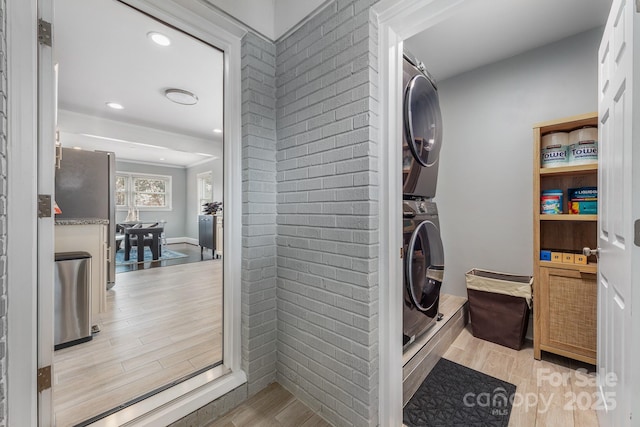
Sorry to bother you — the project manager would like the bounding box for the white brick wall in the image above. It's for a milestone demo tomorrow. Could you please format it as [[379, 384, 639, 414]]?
[[0, 0, 7, 423], [169, 32, 278, 427], [275, 1, 380, 426], [240, 32, 278, 397]]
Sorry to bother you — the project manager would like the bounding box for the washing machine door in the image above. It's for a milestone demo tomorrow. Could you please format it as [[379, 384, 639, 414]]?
[[406, 220, 444, 312], [404, 74, 442, 168]]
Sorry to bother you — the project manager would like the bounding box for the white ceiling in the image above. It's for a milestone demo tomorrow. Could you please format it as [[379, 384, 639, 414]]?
[[205, 0, 329, 40], [405, 0, 612, 82], [55, 0, 224, 167], [55, 0, 613, 166]]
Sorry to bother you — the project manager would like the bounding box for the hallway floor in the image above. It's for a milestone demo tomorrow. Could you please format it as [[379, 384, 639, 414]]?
[[205, 383, 331, 427], [443, 325, 599, 427], [203, 325, 600, 427], [54, 259, 223, 426]]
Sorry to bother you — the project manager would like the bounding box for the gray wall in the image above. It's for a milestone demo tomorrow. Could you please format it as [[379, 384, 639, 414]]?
[[115, 161, 187, 238], [185, 158, 223, 240], [275, 1, 379, 426], [0, 0, 7, 423], [436, 28, 602, 298]]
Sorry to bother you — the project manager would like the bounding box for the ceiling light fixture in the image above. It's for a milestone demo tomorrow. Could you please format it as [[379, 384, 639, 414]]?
[[106, 102, 124, 110], [147, 31, 171, 46], [164, 89, 198, 105], [213, 128, 223, 134]]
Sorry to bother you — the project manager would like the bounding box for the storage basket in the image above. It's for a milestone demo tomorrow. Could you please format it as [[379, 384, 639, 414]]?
[[466, 269, 533, 350]]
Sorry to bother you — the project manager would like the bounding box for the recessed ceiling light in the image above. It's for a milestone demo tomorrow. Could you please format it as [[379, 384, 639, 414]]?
[[164, 89, 198, 105], [147, 31, 171, 46], [73, 146, 82, 150], [213, 128, 223, 134], [159, 158, 165, 161], [106, 102, 124, 110]]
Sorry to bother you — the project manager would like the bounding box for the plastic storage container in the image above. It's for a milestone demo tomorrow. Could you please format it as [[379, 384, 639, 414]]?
[[466, 269, 533, 350], [540, 132, 569, 168], [541, 189, 563, 214], [541, 145, 568, 168]]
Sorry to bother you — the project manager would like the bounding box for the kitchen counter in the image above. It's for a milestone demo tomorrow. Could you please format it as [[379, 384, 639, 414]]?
[[55, 218, 110, 226]]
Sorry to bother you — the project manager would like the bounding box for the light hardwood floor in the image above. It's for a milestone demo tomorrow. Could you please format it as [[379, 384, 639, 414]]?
[[204, 307, 598, 427], [205, 383, 332, 427], [53, 258, 223, 427], [442, 325, 600, 427]]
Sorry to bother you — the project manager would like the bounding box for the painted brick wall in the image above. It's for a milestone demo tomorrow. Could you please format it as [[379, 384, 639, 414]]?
[[240, 32, 278, 397], [169, 31, 278, 427], [0, 0, 7, 424], [275, 1, 380, 426]]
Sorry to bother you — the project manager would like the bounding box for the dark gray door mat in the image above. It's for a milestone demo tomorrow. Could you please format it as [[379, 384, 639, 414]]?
[[403, 358, 516, 427]]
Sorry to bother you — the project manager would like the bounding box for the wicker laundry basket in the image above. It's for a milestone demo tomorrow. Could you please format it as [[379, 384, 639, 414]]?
[[466, 269, 533, 350]]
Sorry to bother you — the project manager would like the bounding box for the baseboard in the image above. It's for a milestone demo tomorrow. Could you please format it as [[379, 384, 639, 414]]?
[[165, 237, 199, 245]]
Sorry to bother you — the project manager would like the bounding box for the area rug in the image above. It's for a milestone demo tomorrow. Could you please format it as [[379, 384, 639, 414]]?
[[403, 358, 516, 427], [115, 247, 188, 266]]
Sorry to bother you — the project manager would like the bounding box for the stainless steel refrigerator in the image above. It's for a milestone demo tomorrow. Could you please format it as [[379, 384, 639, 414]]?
[[55, 147, 116, 289]]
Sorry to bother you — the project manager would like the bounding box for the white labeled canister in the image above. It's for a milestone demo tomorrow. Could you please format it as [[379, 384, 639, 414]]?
[[568, 126, 598, 165], [569, 141, 598, 165], [541, 132, 569, 149], [568, 126, 597, 145], [541, 145, 568, 168]]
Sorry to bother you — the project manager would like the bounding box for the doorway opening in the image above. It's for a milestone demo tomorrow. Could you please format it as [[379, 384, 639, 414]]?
[[52, 0, 224, 424]]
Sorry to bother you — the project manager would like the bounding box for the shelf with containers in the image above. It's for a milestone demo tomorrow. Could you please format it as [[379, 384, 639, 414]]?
[[532, 112, 598, 365]]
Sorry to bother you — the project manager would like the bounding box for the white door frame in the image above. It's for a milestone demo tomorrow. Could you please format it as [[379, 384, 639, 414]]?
[[7, 0, 247, 425], [6, 0, 39, 425], [372, 0, 466, 425], [37, 0, 56, 423]]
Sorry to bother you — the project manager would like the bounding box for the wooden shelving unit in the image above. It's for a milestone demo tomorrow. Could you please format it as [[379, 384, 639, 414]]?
[[540, 214, 597, 222], [539, 261, 597, 274], [539, 163, 598, 176], [533, 112, 598, 365]]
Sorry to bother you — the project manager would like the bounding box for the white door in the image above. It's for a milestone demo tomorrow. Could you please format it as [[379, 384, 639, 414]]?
[[37, 0, 56, 424], [597, 0, 638, 425]]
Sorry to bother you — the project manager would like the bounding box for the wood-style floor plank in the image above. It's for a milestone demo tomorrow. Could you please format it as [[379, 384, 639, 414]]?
[[442, 325, 599, 427], [205, 383, 331, 427], [53, 250, 222, 427]]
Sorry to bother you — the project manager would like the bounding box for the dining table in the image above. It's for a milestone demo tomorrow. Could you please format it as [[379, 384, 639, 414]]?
[[122, 225, 164, 262]]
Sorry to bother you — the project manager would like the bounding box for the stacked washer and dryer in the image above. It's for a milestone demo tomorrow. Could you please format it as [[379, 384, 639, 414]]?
[[401, 51, 445, 349]]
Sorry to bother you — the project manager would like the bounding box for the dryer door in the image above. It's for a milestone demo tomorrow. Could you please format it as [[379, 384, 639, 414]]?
[[406, 219, 444, 312], [404, 74, 442, 167]]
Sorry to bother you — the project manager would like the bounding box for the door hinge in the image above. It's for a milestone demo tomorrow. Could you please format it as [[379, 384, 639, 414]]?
[[38, 19, 52, 46], [37, 366, 52, 393], [38, 194, 52, 218], [55, 142, 62, 169], [400, 247, 404, 259]]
